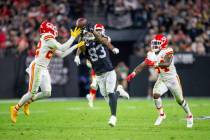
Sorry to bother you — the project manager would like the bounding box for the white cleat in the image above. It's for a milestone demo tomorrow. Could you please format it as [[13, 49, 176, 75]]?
[[116, 85, 130, 99], [186, 115, 193, 128], [108, 115, 117, 127], [154, 113, 166, 126], [86, 94, 94, 108]]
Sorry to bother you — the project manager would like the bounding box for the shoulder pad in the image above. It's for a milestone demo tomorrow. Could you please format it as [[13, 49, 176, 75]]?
[[43, 35, 55, 41]]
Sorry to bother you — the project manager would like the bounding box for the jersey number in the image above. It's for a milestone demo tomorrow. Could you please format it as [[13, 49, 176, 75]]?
[[88, 45, 106, 62], [155, 67, 169, 73], [35, 41, 53, 60]]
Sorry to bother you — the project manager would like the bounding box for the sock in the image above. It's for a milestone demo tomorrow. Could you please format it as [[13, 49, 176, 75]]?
[[15, 92, 33, 111], [108, 93, 118, 116], [90, 88, 96, 99], [180, 100, 192, 116], [20, 91, 51, 108], [154, 98, 164, 115]]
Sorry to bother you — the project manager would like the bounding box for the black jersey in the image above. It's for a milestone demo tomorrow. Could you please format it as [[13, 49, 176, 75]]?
[[83, 40, 114, 75]]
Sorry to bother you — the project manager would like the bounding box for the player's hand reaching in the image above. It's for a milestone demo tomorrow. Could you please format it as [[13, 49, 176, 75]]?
[[112, 48, 119, 54], [126, 72, 136, 82], [71, 27, 81, 38], [76, 41, 85, 48]]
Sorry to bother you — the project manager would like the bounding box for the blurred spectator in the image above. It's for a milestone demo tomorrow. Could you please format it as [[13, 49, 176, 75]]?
[[191, 36, 206, 55], [107, 0, 133, 29]]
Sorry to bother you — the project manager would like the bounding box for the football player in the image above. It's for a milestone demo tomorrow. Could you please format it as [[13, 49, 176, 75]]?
[[74, 23, 129, 126], [10, 20, 85, 123], [126, 34, 193, 128]]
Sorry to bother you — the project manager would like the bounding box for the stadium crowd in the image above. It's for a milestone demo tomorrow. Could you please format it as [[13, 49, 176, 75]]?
[[0, 0, 209, 58], [0, 0, 83, 57]]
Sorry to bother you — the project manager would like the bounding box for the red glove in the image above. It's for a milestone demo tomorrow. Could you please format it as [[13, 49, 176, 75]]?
[[126, 72, 136, 82], [144, 58, 155, 67]]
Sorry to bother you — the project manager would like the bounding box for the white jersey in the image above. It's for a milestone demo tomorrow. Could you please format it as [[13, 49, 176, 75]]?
[[35, 33, 75, 67], [35, 33, 56, 67], [155, 47, 177, 80]]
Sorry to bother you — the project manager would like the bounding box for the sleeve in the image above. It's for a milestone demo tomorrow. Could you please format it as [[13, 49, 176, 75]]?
[[54, 44, 78, 58], [45, 36, 75, 51], [102, 34, 111, 43]]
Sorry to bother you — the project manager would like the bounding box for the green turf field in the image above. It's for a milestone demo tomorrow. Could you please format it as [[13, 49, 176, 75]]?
[[0, 98, 210, 140]]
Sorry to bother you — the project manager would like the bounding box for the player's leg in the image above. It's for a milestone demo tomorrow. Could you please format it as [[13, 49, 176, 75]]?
[[86, 76, 98, 107], [167, 76, 193, 128], [23, 69, 52, 116], [153, 78, 168, 126], [11, 63, 42, 123], [32, 69, 52, 100], [116, 84, 129, 99], [106, 70, 118, 127]]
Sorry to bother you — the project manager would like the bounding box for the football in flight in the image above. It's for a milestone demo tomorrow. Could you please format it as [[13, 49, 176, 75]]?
[[76, 18, 87, 28]]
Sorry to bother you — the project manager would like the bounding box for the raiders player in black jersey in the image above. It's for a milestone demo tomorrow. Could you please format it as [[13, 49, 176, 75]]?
[[74, 23, 129, 127]]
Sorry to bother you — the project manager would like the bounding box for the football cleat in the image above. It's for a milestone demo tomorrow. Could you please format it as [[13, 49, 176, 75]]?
[[154, 113, 166, 126], [108, 115, 117, 127], [186, 115, 193, 128], [116, 85, 130, 99], [10, 106, 18, 123], [86, 94, 94, 108], [23, 103, 30, 116]]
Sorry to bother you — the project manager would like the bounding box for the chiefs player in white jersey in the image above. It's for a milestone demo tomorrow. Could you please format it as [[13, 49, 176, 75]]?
[[10, 20, 85, 123], [126, 34, 193, 128]]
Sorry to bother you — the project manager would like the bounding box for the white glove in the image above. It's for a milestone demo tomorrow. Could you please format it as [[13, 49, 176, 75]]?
[[74, 55, 81, 66], [112, 48, 119, 54]]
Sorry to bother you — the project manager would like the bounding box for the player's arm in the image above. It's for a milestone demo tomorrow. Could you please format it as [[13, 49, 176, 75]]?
[[49, 27, 81, 51], [157, 54, 173, 68], [54, 41, 85, 58], [126, 61, 147, 82], [92, 30, 119, 54]]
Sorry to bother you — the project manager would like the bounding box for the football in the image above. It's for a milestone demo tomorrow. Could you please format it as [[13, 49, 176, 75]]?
[[76, 18, 87, 28]]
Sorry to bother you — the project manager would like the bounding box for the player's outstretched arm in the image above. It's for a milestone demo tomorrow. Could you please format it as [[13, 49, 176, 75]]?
[[92, 30, 119, 54], [126, 61, 147, 81], [55, 41, 85, 58], [51, 27, 81, 51]]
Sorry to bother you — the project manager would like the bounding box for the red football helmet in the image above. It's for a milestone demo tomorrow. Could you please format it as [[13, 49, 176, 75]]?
[[94, 23, 105, 35], [151, 34, 168, 52], [39, 20, 58, 37]]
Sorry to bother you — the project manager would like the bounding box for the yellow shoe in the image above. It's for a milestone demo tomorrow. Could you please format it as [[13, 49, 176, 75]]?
[[10, 106, 18, 123], [23, 103, 30, 116]]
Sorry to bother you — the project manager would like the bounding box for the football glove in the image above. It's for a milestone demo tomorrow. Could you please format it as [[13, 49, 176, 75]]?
[[70, 27, 81, 38], [126, 72, 136, 82], [112, 48, 119, 54], [76, 41, 85, 48], [74, 56, 81, 66]]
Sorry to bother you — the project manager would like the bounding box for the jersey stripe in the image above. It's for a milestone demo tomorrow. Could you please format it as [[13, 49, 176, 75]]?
[[44, 35, 54, 41], [28, 62, 35, 92]]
